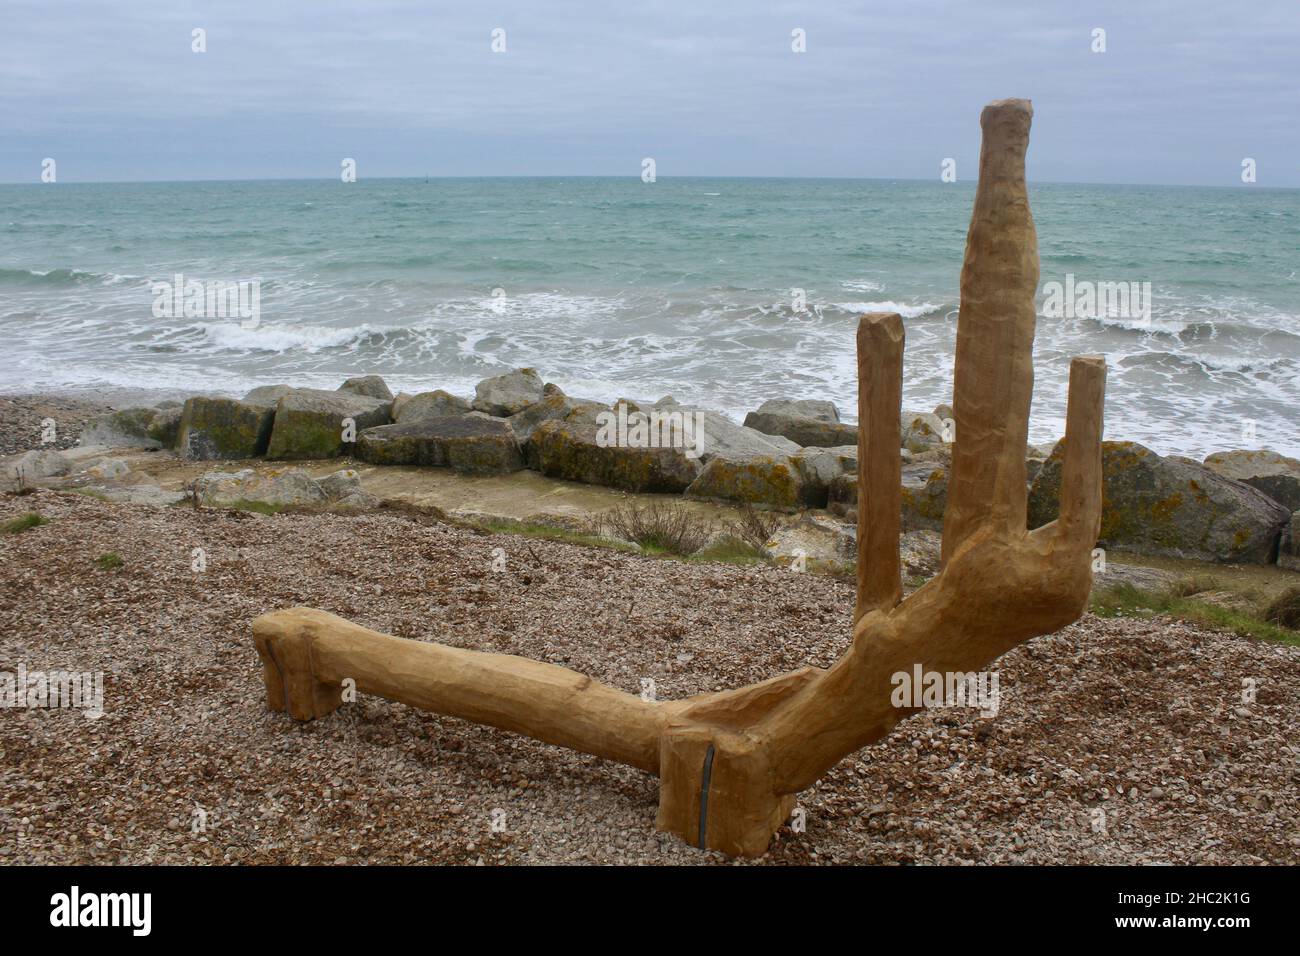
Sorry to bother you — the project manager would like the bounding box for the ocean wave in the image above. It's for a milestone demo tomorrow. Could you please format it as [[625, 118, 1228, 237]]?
[[1116, 349, 1298, 377], [840, 279, 885, 293], [831, 300, 944, 319], [196, 320, 381, 353], [1076, 313, 1300, 346], [0, 266, 143, 287]]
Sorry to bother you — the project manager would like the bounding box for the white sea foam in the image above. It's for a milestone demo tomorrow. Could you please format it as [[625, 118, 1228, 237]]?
[[833, 300, 943, 319], [199, 320, 381, 352], [840, 279, 885, 293]]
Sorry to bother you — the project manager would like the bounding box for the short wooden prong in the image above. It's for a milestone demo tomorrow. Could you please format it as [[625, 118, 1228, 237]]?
[[854, 313, 904, 623], [1053, 355, 1107, 547]]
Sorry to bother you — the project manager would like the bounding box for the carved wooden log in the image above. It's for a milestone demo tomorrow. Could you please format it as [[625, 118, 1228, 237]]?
[[251, 98, 1106, 858]]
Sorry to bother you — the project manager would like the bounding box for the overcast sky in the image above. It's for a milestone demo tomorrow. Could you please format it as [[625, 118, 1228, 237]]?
[[2, 0, 1296, 186]]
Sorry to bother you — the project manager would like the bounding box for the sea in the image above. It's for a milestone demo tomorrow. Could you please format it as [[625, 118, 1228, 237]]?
[[2, 177, 1297, 458]]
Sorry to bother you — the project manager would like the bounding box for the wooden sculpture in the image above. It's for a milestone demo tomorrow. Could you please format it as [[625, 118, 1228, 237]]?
[[252, 99, 1105, 857]]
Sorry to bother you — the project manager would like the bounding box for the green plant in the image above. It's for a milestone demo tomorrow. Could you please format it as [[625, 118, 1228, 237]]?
[[2, 512, 46, 534], [95, 552, 123, 570]]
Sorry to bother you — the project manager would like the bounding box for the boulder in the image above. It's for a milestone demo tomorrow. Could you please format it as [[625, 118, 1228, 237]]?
[[81, 406, 169, 449], [1030, 441, 1291, 564], [692, 409, 801, 462], [743, 398, 858, 448], [85, 458, 130, 480], [356, 417, 524, 474], [317, 468, 379, 508], [900, 461, 949, 532], [1024, 447, 1055, 489], [145, 407, 182, 449], [901, 411, 949, 453], [766, 514, 855, 568], [318, 468, 363, 500], [508, 392, 605, 445], [265, 389, 392, 460], [824, 453, 945, 524], [685, 455, 805, 510], [178, 396, 276, 460], [5, 448, 71, 481], [529, 418, 702, 493], [791, 445, 857, 508], [338, 375, 393, 401], [243, 384, 294, 407], [396, 389, 472, 424], [1203, 449, 1300, 512], [472, 367, 545, 417], [390, 392, 412, 420], [194, 467, 326, 508]]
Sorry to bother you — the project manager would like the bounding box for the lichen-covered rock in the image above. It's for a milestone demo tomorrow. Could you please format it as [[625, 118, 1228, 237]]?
[[318, 468, 363, 500], [685, 455, 805, 510], [508, 392, 605, 445], [147, 407, 182, 449], [193, 467, 326, 508], [743, 398, 858, 448], [901, 411, 949, 453], [396, 389, 472, 423], [178, 396, 276, 460], [5, 448, 71, 481], [529, 418, 701, 493], [1203, 449, 1300, 512], [85, 458, 130, 480], [356, 417, 524, 474], [791, 445, 857, 508], [900, 461, 949, 531], [766, 513, 855, 568], [81, 406, 169, 449], [333, 490, 380, 509], [265, 389, 392, 460], [1030, 441, 1291, 564], [472, 367, 545, 417], [684, 408, 800, 462], [337, 375, 394, 401], [753, 398, 839, 422], [1025, 448, 1053, 485], [243, 384, 294, 407]]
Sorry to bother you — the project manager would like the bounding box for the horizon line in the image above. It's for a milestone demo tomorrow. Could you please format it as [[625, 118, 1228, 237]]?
[[1, 173, 1294, 191]]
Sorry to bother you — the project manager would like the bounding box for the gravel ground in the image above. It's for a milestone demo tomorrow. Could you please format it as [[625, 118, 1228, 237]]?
[[2, 490, 1297, 865], [0, 395, 114, 457]]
